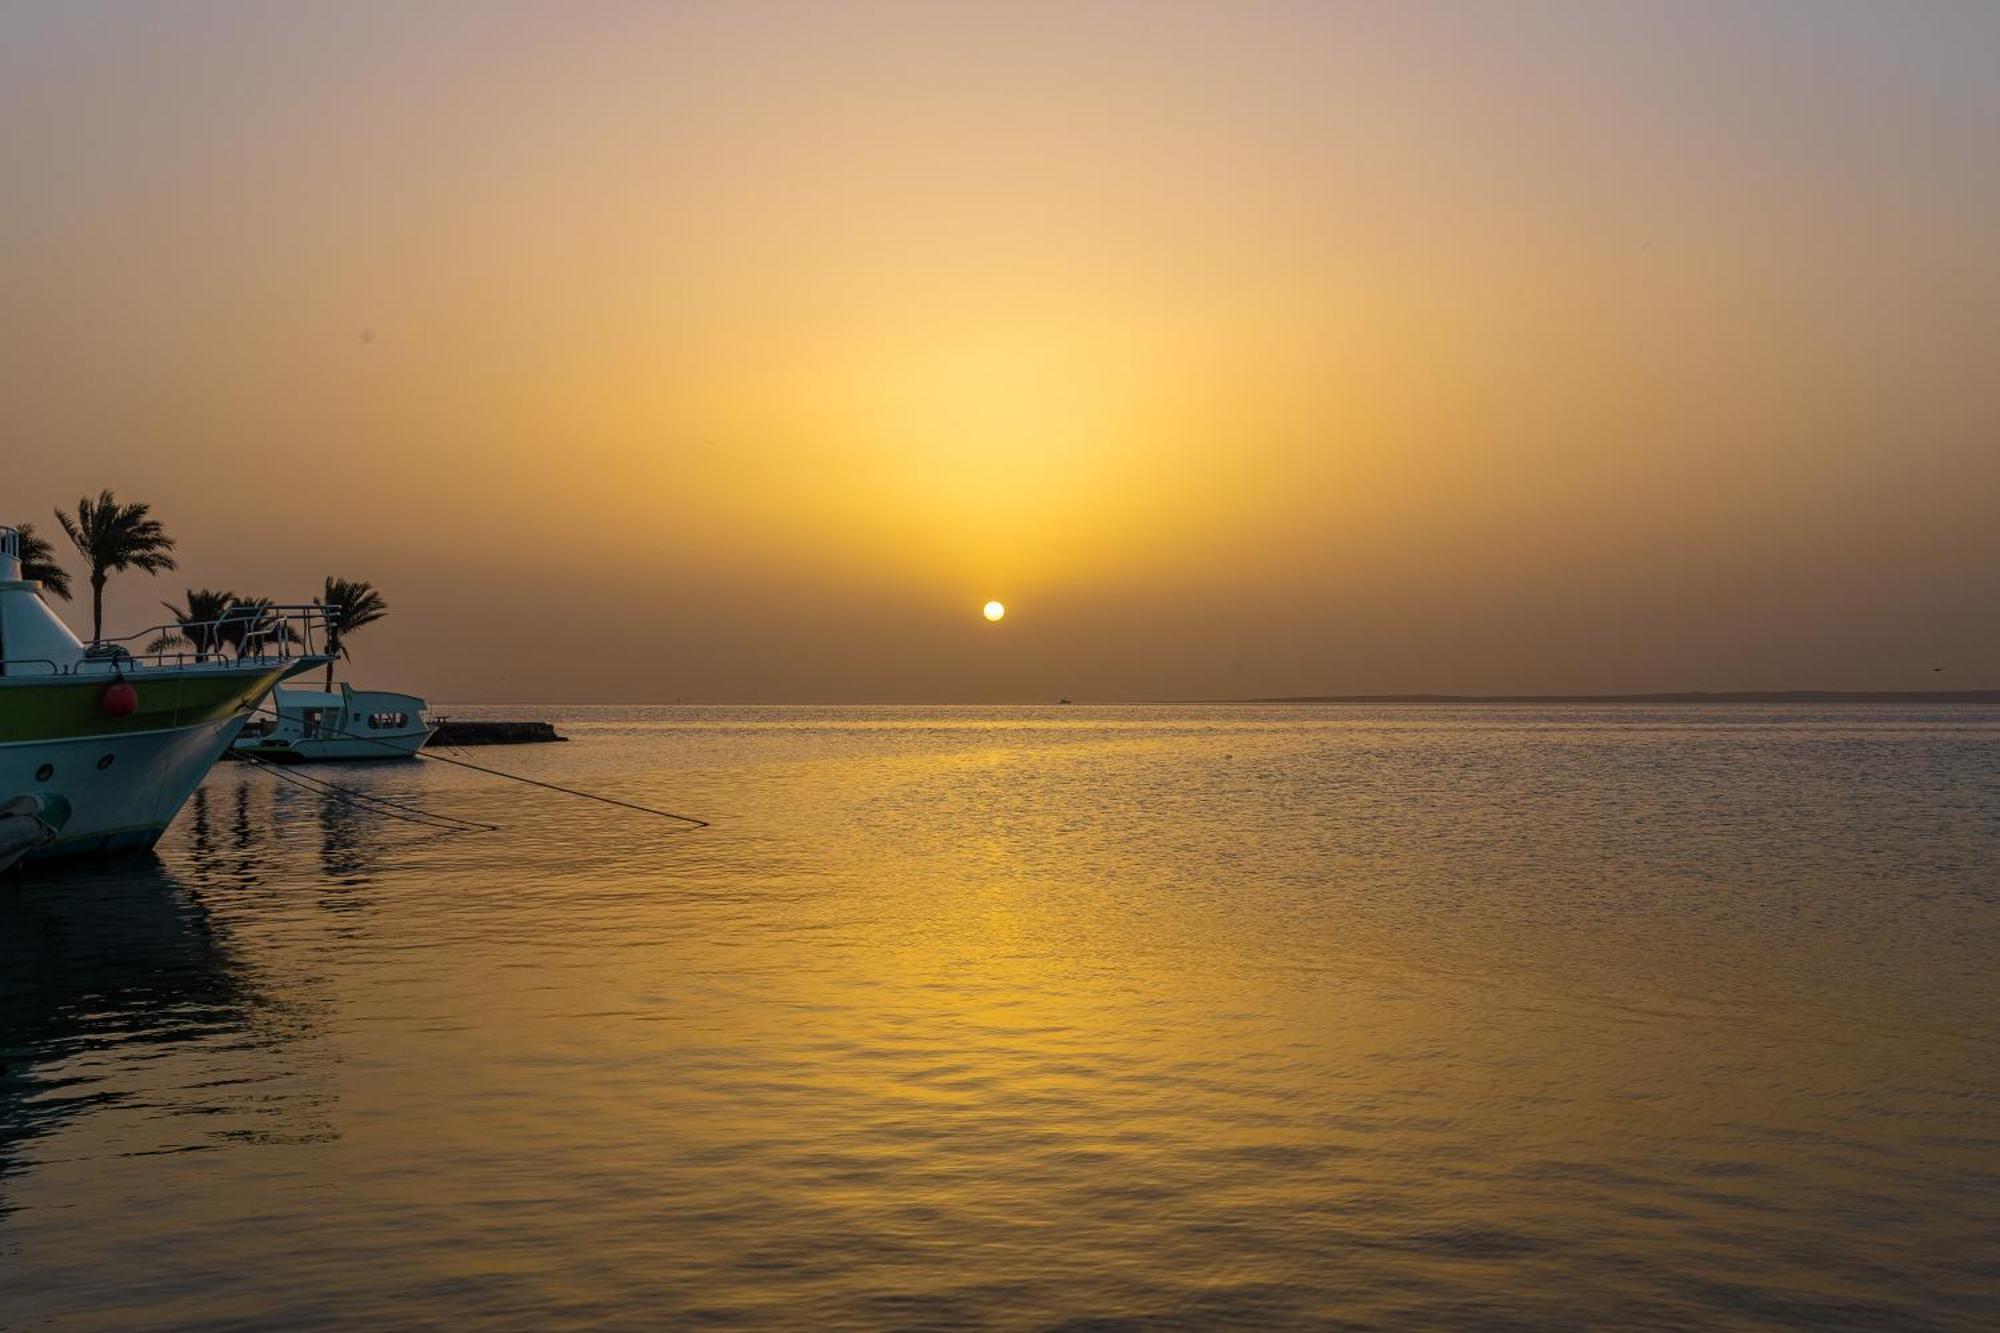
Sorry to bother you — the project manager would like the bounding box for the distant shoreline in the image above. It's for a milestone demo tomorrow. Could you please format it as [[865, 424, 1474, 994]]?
[[1237, 690, 2000, 705]]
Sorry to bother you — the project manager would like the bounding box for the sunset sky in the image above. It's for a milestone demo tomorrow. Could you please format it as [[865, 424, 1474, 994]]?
[[4, 1, 1995, 702]]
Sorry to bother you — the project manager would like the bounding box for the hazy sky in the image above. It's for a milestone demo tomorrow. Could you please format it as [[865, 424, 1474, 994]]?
[[4, 1, 1995, 701]]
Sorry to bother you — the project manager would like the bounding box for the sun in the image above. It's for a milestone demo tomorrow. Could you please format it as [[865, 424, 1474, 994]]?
[[983, 600, 1006, 622]]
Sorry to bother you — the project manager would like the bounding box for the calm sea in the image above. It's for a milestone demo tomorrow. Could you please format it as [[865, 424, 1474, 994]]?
[[3, 705, 1997, 1329]]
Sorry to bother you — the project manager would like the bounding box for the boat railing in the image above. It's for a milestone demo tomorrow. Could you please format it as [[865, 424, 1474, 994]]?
[[0, 603, 340, 676]]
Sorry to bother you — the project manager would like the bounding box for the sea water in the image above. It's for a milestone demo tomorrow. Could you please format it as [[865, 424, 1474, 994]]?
[[3, 706, 1997, 1328]]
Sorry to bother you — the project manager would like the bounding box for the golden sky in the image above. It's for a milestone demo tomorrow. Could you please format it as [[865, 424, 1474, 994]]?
[[4, 2, 1995, 701]]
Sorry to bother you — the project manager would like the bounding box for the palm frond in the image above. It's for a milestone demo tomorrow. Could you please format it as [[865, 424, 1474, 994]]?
[[159, 588, 236, 659], [13, 522, 73, 600], [317, 577, 388, 685], [217, 596, 296, 657], [55, 490, 179, 575]]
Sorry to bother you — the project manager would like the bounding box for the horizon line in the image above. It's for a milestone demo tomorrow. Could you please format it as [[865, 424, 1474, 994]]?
[[422, 689, 2000, 708]]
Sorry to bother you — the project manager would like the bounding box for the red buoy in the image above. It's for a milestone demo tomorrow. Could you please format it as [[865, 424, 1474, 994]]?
[[101, 680, 139, 717]]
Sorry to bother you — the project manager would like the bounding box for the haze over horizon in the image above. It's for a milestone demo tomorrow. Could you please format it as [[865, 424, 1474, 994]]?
[[5, 1, 1996, 703]]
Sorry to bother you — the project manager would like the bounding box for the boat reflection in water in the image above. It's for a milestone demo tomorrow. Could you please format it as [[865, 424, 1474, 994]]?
[[0, 780, 369, 1218]]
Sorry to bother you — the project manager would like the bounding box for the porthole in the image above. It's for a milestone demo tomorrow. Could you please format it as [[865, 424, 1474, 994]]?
[[35, 763, 54, 781], [97, 753, 116, 770]]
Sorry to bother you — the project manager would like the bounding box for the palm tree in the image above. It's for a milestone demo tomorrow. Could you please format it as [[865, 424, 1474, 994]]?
[[216, 596, 294, 659], [316, 577, 388, 689], [147, 588, 237, 661], [12, 523, 73, 601], [54, 490, 179, 642]]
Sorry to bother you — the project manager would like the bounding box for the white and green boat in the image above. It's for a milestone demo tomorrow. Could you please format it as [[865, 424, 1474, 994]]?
[[0, 526, 332, 869]]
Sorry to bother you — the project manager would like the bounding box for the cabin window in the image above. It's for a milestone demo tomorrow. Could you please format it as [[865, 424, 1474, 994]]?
[[368, 712, 409, 729]]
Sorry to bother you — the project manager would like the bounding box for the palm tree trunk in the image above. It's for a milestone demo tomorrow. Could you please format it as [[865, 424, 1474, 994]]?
[[90, 573, 106, 643], [325, 634, 338, 690]]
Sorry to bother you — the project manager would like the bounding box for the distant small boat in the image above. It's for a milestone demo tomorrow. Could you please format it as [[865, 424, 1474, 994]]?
[[234, 682, 434, 762]]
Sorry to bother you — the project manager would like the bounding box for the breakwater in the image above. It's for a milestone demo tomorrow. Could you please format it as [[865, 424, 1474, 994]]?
[[429, 720, 567, 746]]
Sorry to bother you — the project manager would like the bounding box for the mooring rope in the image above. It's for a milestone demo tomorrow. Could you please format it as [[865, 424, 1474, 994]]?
[[244, 703, 711, 829], [240, 751, 499, 833], [407, 746, 711, 827]]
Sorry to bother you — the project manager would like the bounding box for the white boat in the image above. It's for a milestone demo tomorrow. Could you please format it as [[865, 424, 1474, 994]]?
[[0, 525, 333, 866], [233, 682, 435, 762]]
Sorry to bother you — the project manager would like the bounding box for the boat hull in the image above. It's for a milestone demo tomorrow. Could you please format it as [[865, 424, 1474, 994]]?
[[1, 714, 252, 862], [0, 662, 308, 866], [236, 726, 435, 763]]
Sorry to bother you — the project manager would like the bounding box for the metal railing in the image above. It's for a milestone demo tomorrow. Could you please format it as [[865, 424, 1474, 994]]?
[[0, 603, 338, 676]]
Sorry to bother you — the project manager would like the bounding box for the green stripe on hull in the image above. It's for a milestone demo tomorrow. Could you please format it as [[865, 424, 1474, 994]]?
[[0, 666, 290, 743]]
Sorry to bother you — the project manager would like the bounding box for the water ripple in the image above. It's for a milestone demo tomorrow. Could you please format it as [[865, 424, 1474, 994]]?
[[3, 704, 1998, 1327]]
